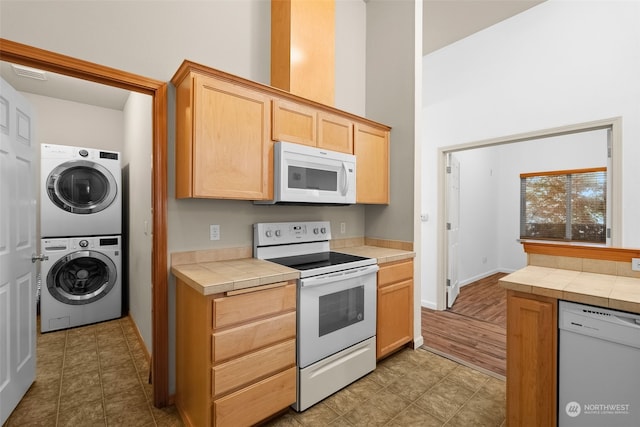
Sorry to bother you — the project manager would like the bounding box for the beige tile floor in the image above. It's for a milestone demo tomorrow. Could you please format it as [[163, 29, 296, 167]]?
[[4, 316, 182, 427], [5, 318, 505, 427], [265, 347, 506, 427]]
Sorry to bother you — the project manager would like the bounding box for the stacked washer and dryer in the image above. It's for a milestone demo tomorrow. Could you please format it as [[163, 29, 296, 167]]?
[[40, 143, 123, 332]]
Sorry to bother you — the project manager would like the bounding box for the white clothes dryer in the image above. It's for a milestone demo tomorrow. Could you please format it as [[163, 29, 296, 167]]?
[[41, 143, 121, 237], [40, 235, 122, 332]]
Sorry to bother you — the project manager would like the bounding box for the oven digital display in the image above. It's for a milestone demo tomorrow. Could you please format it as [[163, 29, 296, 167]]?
[[290, 225, 306, 235], [318, 285, 365, 337]]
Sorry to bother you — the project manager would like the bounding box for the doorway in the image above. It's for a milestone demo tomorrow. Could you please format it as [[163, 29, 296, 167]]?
[[423, 118, 621, 376], [0, 39, 169, 407], [438, 117, 621, 311]]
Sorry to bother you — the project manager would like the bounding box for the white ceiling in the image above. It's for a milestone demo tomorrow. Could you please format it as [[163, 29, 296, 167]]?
[[0, 61, 132, 110], [1, 0, 544, 110]]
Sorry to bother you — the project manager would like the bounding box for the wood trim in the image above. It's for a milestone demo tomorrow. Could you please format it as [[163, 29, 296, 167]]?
[[522, 241, 640, 262], [520, 166, 606, 178], [0, 38, 170, 407]]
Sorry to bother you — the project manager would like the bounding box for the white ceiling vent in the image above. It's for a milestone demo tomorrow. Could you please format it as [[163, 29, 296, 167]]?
[[11, 63, 47, 81]]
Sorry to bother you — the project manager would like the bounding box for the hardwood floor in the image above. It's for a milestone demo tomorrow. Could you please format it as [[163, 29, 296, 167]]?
[[421, 272, 507, 378], [449, 272, 507, 327]]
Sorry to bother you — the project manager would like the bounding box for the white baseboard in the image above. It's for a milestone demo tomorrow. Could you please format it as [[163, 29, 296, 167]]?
[[412, 335, 424, 349], [420, 299, 437, 310], [459, 268, 516, 288]]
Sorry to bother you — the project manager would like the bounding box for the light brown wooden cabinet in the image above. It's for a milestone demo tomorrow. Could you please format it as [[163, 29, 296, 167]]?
[[172, 61, 390, 203], [355, 122, 390, 204], [176, 281, 297, 427], [376, 259, 413, 359], [173, 71, 273, 200], [272, 98, 354, 154], [506, 290, 557, 427]]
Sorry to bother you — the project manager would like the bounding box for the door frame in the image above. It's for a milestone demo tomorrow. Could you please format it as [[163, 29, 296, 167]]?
[[436, 117, 622, 310], [0, 38, 170, 407]]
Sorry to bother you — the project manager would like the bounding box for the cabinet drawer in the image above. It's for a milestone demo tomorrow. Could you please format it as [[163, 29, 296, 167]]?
[[378, 260, 413, 287], [213, 366, 296, 427], [212, 311, 296, 363], [212, 283, 296, 329], [212, 339, 295, 398]]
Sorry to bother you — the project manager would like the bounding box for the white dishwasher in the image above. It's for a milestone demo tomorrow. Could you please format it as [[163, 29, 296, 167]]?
[[558, 300, 640, 426]]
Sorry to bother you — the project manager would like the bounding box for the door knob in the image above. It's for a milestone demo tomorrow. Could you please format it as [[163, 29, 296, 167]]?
[[31, 254, 49, 263]]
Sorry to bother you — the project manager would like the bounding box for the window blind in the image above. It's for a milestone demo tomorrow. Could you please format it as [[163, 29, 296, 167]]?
[[520, 168, 606, 243]]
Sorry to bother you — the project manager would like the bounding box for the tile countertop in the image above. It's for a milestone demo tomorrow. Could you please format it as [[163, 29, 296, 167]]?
[[500, 265, 640, 314], [171, 245, 415, 296], [335, 245, 416, 264], [171, 258, 299, 296]]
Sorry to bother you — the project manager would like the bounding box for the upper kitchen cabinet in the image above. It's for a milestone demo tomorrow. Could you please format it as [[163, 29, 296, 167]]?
[[172, 66, 272, 200], [172, 60, 390, 203], [272, 99, 354, 154], [317, 111, 354, 154], [271, 99, 316, 147], [355, 122, 390, 204]]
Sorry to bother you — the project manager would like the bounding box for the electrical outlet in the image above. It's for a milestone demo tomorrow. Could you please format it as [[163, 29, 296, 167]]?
[[340, 222, 346, 234], [632, 258, 640, 272], [210, 224, 220, 241]]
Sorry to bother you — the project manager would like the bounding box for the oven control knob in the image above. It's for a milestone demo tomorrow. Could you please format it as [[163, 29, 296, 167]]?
[[265, 230, 273, 238], [313, 228, 319, 234], [275, 230, 281, 237], [320, 227, 327, 234]]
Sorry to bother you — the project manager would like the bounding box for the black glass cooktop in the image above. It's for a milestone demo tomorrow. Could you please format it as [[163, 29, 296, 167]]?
[[267, 251, 370, 271]]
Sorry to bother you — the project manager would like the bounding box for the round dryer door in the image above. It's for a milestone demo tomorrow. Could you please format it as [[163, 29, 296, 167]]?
[[47, 251, 117, 305], [46, 160, 117, 214]]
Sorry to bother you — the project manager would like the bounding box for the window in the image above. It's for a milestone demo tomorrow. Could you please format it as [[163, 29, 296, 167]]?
[[520, 168, 607, 243]]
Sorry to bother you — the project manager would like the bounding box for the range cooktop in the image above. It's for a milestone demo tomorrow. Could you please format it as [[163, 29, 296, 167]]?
[[267, 251, 371, 271]]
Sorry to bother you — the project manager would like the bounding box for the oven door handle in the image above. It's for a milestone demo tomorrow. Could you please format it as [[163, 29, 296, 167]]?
[[300, 264, 379, 288]]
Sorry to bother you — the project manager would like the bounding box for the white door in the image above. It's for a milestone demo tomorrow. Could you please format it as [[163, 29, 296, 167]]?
[[446, 153, 461, 308], [0, 77, 37, 425]]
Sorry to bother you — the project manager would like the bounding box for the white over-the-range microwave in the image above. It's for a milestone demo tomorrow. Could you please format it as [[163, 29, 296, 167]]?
[[255, 141, 356, 205]]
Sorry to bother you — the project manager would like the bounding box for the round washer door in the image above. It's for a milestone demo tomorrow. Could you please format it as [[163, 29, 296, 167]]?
[[46, 160, 117, 214], [47, 251, 117, 305]]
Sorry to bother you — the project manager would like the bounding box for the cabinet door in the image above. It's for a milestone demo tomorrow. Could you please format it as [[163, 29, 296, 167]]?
[[192, 74, 272, 199], [272, 98, 316, 147], [506, 291, 557, 427], [317, 112, 353, 153], [377, 279, 413, 359], [354, 123, 389, 204]]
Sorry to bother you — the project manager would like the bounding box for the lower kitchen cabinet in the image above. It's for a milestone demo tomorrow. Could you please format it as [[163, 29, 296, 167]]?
[[376, 259, 413, 359], [506, 290, 557, 426], [176, 280, 297, 427]]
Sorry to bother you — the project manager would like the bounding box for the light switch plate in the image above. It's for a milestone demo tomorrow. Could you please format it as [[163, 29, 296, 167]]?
[[632, 258, 640, 272]]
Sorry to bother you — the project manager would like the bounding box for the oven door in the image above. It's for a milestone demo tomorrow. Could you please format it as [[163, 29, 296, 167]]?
[[298, 264, 378, 368]]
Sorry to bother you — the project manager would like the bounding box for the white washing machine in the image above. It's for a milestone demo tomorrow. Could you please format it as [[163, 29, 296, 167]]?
[[41, 143, 121, 237], [40, 235, 122, 332]]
